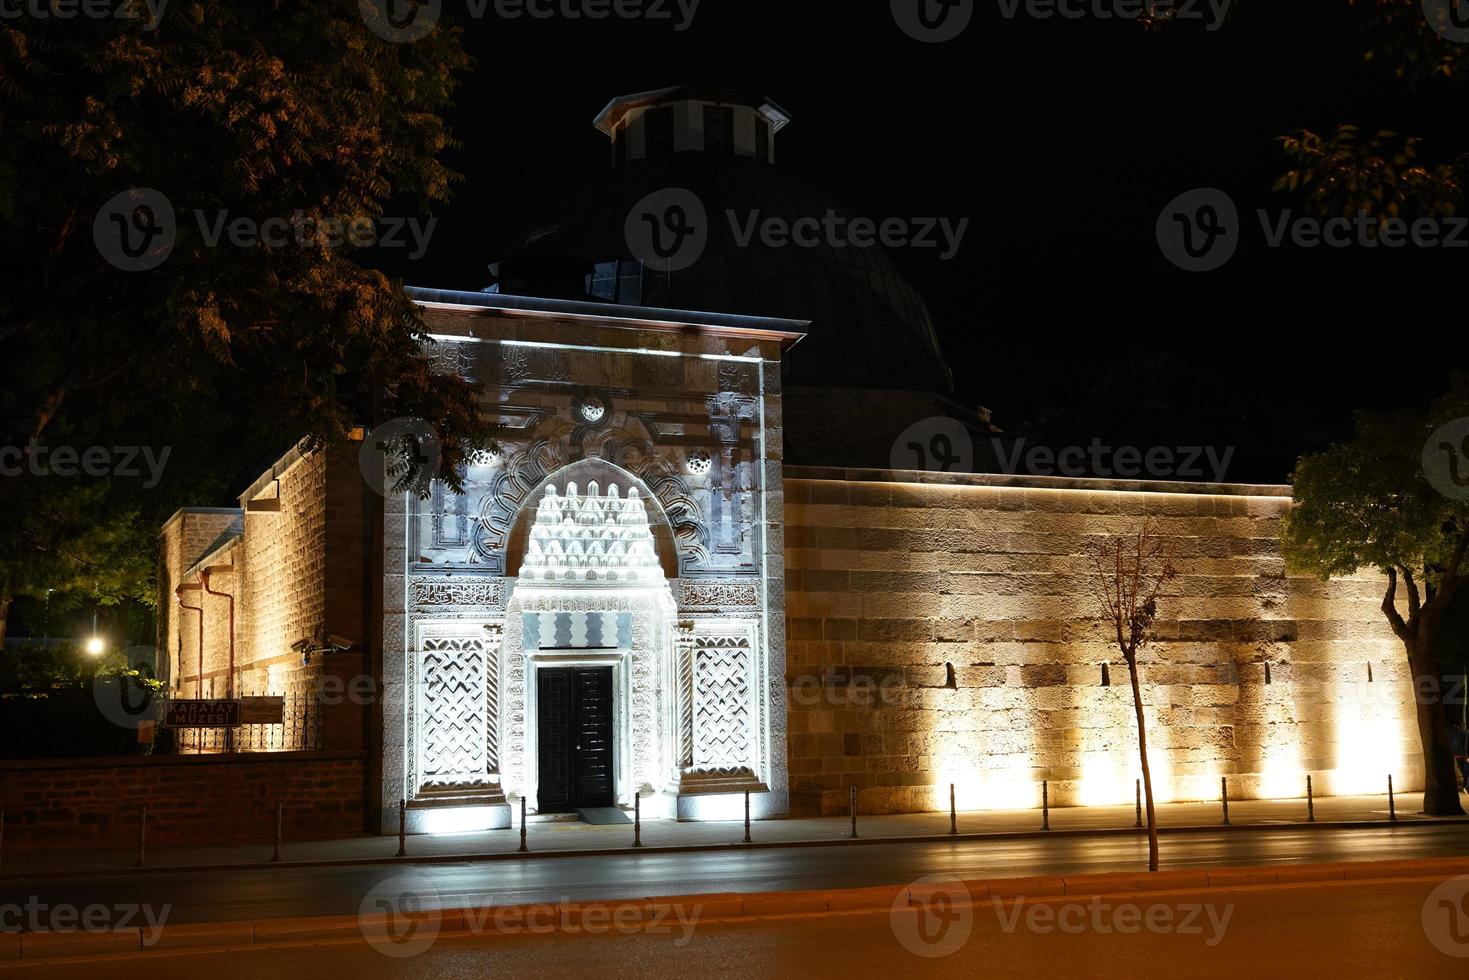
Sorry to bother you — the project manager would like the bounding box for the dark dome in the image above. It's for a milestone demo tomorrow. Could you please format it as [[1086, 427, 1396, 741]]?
[[488, 153, 954, 394]]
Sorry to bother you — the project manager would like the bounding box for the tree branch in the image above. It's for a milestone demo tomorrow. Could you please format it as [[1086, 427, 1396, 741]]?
[[1381, 567, 1410, 641]]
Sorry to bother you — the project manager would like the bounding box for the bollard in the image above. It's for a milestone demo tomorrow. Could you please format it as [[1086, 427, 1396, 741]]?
[[849, 785, 858, 839], [1388, 775, 1397, 823], [271, 803, 282, 862], [1307, 774, 1315, 823], [633, 793, 642, 848], [396, 799, 407, 858], [1135, 778, 1143, 829], [135, 805, 147, 868], [1221, 777, 1230, 826], [744, 790, 752, 844], [519, 796, 528, 853], [949, 783, 957, 836], [1042, 781, 1050, 832]]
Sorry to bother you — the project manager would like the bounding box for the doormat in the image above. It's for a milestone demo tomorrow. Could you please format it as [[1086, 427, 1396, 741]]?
[[577, 807, 632, 825]]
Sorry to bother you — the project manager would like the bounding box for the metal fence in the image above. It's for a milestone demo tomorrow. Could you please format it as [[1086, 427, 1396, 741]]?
[[179, 689, 321, 754]]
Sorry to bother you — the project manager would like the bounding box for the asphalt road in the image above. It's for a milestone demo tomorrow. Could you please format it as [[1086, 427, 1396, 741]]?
[[1, 823, 1466, 926], [5, 877, 1468, 979]]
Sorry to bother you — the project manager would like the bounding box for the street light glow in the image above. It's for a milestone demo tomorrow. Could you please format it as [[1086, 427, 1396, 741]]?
[[84, 636, 106, 656]]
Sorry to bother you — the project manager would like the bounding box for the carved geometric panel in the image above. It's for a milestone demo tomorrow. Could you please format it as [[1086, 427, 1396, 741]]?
[[693, 636, 753, 772], [420, 635, 494, 787]]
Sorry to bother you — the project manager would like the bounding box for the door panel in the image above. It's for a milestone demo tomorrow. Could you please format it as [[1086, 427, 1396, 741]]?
[[574, 667, 614, 807], [536, 668, 573, 811], [536, 666, 615, 812]]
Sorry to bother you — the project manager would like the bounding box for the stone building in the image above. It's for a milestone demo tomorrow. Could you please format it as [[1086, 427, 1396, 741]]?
[[153, 87, 1418, 838]]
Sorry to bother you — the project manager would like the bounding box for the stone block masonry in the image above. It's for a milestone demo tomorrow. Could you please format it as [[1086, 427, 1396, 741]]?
[[782, 468, 1421, 817]]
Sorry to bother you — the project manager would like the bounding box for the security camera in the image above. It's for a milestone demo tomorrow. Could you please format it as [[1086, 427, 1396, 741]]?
[[290, 637, 312, 654], [327, 635, 354, 652]]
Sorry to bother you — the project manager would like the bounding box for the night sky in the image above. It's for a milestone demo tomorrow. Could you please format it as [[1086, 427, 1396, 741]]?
[[367, 0, 1467, 484]]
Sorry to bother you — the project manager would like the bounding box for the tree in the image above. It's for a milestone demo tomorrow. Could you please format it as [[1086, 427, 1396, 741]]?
[[1273, 3, 1466, 220], [1089, 527, 1177, 872], [1282, 376, 1469, 816], [0, 4, 491, 638]]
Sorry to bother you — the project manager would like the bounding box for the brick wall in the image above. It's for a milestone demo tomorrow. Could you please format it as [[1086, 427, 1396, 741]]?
[[0, 751, 368, 848], [782, 470, 1420, 817]]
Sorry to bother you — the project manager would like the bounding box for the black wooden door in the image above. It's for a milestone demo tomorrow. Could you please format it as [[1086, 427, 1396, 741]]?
[[536, 667, 614, 812], [573, 667, 614, 807]]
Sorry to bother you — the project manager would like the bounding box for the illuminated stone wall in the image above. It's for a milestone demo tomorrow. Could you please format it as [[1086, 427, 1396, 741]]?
[[159, 444, 368, 753], [782, 468, 1420, 816]]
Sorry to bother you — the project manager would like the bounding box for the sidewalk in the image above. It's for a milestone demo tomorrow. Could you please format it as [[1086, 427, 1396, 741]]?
[[2, 792, 1464, 879]]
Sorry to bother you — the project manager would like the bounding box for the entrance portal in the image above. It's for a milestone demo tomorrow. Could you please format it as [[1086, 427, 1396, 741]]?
[[536, 666, 615, 811]]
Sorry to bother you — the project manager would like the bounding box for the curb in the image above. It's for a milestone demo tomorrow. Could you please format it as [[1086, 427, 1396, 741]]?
[[3, 815, 1465, 884], [4, 856, 1469, 964]]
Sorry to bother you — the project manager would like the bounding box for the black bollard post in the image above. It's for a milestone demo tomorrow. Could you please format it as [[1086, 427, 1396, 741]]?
[[1135, 779, 1143, 829], [1221, 777, 1230, 826], [949, 783, 957, 836], [135, 804, 147, 868], [396, 799, 406, 858], [744, 790, 752, 844], [519, 796, 528, 853], [1307, 775, 1315, 823], [633, 793, 642, 848], [1042, 781, 1050, 832], [271, 802, 282, 862], [1388, 775, 1397, 823], [849, 785, 858, 839]]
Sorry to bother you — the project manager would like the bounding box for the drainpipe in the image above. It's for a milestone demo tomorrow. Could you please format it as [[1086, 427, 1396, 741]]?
[[175, 584, 205, 697], [176, 583, 206, 753], [201, 565, 237, 752]]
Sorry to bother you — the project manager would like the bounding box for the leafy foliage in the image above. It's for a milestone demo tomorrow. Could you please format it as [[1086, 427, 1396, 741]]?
[[1275, 125, 1462, 222], [1283, 375, 1469, 590], [0, 4, 489, 630]]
